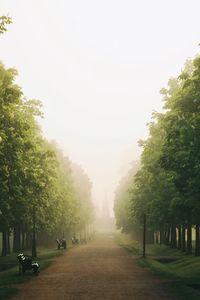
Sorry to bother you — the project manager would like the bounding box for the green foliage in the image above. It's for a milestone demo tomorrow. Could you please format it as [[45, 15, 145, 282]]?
[[0, 62, 93, 255], [114, 161, 140, 232], [0, 15, 12, 34], [160, 56, 200, 223], [71, 163, 94, 233], [114, 52, 200, 255]]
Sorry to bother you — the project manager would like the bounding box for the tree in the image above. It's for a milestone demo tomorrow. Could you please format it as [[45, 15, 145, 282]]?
[[0, 62, 93, 256], [160, 56, 200, 255], [71, 163, 94, 241], [114, 56, 200, 255], [114, 161, 140, 235]]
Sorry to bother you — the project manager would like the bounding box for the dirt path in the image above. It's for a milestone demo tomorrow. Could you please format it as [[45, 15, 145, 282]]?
[[12, 234, 181, 300]]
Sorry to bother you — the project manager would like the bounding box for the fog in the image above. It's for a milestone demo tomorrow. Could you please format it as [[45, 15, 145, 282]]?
[[1, 0, 200, 215]]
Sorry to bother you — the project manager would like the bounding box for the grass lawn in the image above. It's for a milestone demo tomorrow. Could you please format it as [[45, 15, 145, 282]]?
[[0, 246, 67, 299], [115, 231, 200, 300]]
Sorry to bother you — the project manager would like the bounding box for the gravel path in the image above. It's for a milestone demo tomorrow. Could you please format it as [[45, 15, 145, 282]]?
[[12, 233, 181, 300]]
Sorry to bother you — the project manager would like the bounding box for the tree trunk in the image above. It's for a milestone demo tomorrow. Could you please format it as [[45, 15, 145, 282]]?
[[7, 231, 11, 254], [146, 230, 154, 244], [21, 230, 25, 250], [177, 226, 182, 250], [160, 229, 164, 245], [155, 232, 159, 244], [1, 230, 7, 256], [181, 224, 186, 252], [13, 224, 21, 252], [25, 232, 31, 250], [163, 230, 167, 245], [195, 224, 200, 256], [187, 222, 192, 254], [165, 226, 170, 245], [45, 234, 49, 247], [143, 213, 146, 258], [171, 225, 177, 248], [32, 206, 37, 257]]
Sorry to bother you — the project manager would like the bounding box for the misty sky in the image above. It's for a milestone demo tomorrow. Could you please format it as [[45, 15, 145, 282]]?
[[1, 0, 200, 212]]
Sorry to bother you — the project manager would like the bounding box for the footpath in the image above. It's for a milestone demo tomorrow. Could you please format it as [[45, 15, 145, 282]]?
[[12, 234, 181, 300]]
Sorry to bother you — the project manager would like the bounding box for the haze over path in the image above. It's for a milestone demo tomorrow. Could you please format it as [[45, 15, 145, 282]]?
[[1, 1, 200, 213], [12, 234, 181, 300]]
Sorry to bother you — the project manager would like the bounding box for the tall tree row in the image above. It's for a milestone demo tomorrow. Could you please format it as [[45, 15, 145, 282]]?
[[0, 62, 94, 256], [114, 161, 140, 237], [114, 56, 200, 256], [71, 163, 94, 241]]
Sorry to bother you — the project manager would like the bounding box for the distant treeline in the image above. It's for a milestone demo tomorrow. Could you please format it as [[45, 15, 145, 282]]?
[[114, 56, 200, 256], [0, 61, 94, 256]]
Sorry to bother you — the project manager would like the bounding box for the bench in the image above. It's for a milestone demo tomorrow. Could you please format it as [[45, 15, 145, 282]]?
[[56, 238, 67, 250]]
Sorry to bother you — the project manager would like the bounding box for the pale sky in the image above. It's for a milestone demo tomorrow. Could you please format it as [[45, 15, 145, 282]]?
[[1, 0, 200, 212]]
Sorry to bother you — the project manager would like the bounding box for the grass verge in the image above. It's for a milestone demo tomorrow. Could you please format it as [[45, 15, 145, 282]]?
[[0, 247, 67, 299], [0, 287, 19, 299], [115, 231, 200, 300]]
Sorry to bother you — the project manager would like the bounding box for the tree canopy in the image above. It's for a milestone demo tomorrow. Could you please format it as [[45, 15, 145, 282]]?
[[114, 56, 200, 255], [0, 62, 94, 256]]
